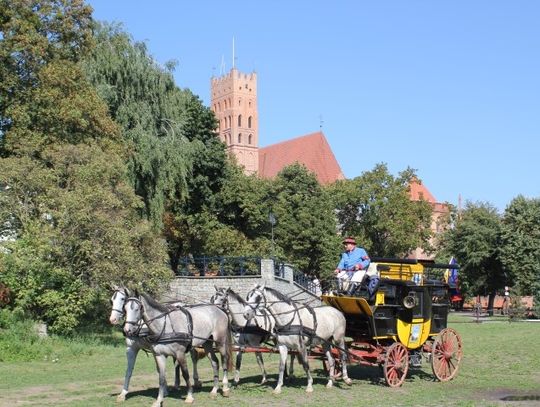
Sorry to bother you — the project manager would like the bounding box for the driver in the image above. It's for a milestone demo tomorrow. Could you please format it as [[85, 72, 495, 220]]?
[[334, 237, 370, 294]]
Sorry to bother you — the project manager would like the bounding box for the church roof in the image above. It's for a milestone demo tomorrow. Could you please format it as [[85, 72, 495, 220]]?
[[408, 178, 437, 204], [258, 131, 345, 184]]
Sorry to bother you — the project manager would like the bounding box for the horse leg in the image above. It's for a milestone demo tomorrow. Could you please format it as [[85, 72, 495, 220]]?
[[297, 347, 313, 393], [255, 351, 267, 384], [189, 348, 202, 390], [207, 349, 221, 398], [176, 351, 194, 404], [174, 358, 181, 390], [117, 343, 139, 402], [234, 350, 242, 385], [152, 354, 168, 407], [273, 344, 288, 394], [338, 338, 352, 385], [323, 343, 335, 388]]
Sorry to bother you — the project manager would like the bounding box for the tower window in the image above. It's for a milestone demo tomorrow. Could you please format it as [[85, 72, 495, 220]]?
[[238, 115, 242, 127], [248, 116, 252, 128], [238, 133, 242, 144], [248, 134, 252, 145]]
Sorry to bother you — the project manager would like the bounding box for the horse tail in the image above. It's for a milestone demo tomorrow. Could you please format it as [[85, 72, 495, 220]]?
[[226, 320, 234, 372]]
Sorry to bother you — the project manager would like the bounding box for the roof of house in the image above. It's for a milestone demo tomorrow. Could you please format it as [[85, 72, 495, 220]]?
[[409, 178, 437, 204], [258, 131, 345, 184]]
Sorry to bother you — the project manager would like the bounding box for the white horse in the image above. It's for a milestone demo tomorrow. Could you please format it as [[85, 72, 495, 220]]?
[[211, 286, 284, 385], [124, 292, 233, 405], [108, 288, 205, 402], [243, 283, 351, 394]]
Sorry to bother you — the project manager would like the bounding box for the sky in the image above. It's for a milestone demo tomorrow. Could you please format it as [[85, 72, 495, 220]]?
[[87, 0, 540, 212]]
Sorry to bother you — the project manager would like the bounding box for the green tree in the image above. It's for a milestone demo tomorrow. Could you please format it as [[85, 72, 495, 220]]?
[[84, 23, 193, 228], [271, 163, 340, 281], [330, 164, 433, 257], [501, 195, 540, 300], [442, 202, 505, 315], [0, 1, 170, 334]]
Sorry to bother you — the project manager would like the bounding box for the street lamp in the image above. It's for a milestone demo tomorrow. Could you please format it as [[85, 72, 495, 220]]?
[[268, 212, 276, 254]]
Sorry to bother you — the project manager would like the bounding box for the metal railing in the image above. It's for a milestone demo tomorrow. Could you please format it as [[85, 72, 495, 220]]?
[[175, 256, 263, 277]]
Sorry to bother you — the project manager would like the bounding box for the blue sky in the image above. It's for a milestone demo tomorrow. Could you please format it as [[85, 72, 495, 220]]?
[[87, 1, 540, 212]]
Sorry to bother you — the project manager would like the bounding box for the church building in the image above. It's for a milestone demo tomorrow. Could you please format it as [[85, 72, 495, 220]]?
[[211, 67, 447, 259]]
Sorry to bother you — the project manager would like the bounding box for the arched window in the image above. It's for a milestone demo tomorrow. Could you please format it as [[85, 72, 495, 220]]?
[[238, 133, 242, 144], [248, 116, 252, 128], [238, 115, 242, 127], [228, 134, 232, 144], [228, 115, 232, 128], [248, 134, 252, 145]]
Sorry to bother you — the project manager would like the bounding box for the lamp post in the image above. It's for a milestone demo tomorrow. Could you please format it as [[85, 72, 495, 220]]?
[[268, 212, 276, 255]]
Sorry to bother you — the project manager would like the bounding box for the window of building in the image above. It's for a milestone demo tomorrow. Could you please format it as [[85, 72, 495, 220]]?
[[248, 116, 252, 128], [248, 134, 252, 145], [238, 115, 242, 127], [238, 133, 242, 144]]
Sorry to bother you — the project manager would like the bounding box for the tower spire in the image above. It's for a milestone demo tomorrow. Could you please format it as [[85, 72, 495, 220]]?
[[232, 37, 235, 69]]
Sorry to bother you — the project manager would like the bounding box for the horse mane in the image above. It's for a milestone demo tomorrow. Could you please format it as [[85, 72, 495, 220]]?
[[264, 286, 293, 304], [228, 289, 246, 305], [141, 292, 169, 313]]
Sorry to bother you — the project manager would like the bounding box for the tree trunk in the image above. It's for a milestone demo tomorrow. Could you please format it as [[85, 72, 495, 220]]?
[[487, 292, 496, 316]]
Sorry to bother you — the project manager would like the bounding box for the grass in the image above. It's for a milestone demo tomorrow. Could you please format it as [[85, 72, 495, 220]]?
[[0, 313, 539, 406]]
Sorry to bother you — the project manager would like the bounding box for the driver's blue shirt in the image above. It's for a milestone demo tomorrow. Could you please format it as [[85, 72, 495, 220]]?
[[337, 247, 370, 272]]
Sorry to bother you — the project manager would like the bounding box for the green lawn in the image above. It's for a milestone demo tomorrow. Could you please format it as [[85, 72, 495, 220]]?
[[0, 314, 539, 406]]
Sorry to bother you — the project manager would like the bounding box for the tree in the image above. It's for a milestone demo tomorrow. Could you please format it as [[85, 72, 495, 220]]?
[[0, 1, 170, 334], [501, 195, 540, 300], [84, 23, 193, 228], [442, 202, 505, 315], [330, 163, 433, 257], [271, 163, 340, 281]]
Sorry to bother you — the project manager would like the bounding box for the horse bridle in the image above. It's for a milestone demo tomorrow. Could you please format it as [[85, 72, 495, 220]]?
[[111, 290, 127, 317]]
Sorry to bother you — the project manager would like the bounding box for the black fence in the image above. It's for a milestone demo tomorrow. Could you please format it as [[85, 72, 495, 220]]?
[[175, 256, 320, 295]]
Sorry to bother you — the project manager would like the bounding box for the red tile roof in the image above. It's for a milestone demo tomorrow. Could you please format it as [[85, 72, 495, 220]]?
[[258, 131, 345, 184], [409, 178, 437, 204]]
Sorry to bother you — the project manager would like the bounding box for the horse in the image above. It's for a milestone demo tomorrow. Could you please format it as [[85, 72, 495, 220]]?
[[210, 286, 283, 385], [108, 287, 205, 402], [124, 292, 233, 405], [243, 283, 351, 394]]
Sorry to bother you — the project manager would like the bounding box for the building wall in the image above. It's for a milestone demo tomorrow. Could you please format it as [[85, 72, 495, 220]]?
[[165, 259, 321, 306], [210, 68, 259, 174]]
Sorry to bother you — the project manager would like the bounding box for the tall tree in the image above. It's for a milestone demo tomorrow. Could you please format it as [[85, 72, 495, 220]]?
[[0, 1, 170, 334], [271, 163, 340, 280], [84, 23, 193, 228], [501, 195, 540, 299], [442, 202, 506, 315], [330, 163, 433, 257]]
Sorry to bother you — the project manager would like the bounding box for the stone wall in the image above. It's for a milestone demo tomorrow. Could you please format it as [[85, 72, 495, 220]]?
[[165, 259, 321, 306]]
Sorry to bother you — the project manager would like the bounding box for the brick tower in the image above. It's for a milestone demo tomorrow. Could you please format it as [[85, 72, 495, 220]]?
[[210, 68, 259, 174]]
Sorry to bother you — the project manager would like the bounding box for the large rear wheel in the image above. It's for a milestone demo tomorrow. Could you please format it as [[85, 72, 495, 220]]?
[[431, 328, 463, 381], [383, 342, 409, 387]]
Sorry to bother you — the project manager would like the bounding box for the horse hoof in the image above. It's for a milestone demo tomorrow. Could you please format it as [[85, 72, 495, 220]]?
[[193, 380, 202, 390], [222, 388, 231, 397], [326, 381, 333, 388], [260, 378, 267, 385], [306, 386, 314, 393], [185, 396, 194, 404], [344, 377, 353, 386], [273, 388, 282, 395], [210, 391, 218, 399], [151, 402, 161, 407], [116, 395, 125, 403]]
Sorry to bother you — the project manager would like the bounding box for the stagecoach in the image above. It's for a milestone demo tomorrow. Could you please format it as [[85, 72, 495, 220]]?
[[315, 258, 463, 387]]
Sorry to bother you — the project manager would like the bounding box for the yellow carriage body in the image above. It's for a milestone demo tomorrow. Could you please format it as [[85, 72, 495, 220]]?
[[322, 259, 450, 350]]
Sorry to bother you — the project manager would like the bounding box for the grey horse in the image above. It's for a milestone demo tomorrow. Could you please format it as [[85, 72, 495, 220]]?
[[243, 283, 352, 394], [108, 287, 205, 402], [211, 286, 286, 385], [124, 292, 233, 405]]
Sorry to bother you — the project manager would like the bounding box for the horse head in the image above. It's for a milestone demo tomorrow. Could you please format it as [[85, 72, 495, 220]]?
[[210, 286, 229, 310], [109, 286, 131, 325], [243, 283, 266, 321], [123, 294, 143, 337]]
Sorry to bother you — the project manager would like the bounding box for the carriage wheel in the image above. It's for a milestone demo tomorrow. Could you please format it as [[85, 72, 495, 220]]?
[[383, 342, 409, 387], [431, 328, 463, 382]]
